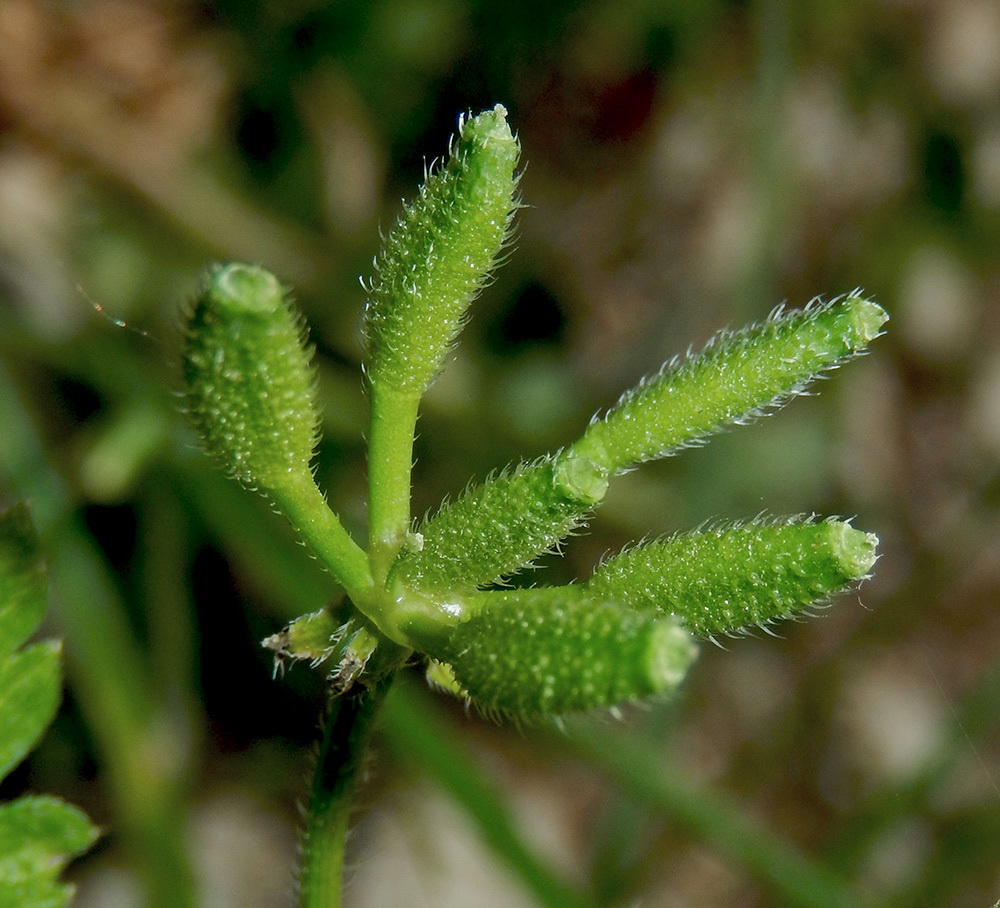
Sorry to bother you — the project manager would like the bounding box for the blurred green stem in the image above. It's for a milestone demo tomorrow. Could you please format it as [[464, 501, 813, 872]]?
[[383, 680, 597, 908], [562, 720, 873, 908], [139, 487, 201, 729]]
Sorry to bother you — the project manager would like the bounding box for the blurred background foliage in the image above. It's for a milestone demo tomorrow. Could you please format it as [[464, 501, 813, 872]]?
[[1, 0, 999, 905]]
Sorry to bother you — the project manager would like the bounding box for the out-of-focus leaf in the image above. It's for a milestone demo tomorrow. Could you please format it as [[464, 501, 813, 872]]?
[[0, 503, 98, 902], [0, 641, 62, 781], [0, 502, 46, 661], [0, 795, 99, 907]]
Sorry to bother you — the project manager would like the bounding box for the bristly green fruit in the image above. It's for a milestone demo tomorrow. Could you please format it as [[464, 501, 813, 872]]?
[[390, 295, 886, 597], [423, 587, 698, 716], [585, 518, 878, 638], [363, 104, 520, 396], [182, 263, 318, 490], [182, 264, 374, 596], [389, 453, 606, 595], [569, 293, 888, 474]]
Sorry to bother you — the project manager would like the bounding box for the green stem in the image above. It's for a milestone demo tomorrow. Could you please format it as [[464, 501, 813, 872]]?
[[268, 471, 373, 597], [172, 463, 331, 619], [366, 384, 420, 579], [299, 672, 396, 908]]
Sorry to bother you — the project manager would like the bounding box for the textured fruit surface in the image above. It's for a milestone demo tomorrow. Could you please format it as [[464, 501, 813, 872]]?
[[364, 104, 520, 395], [571, 294, 889, 474], [432, 587, 697, 716], [182, 264, 318, 489], [390, 455, 598, 594], [586, 519, 878, 637]]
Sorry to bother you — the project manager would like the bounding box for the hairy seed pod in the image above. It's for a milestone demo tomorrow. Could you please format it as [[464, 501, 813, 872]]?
[[585, 518, 878, 637], [570, 294, 889, 474], [391, 295, 885, 594], [182, 263, 318, 489], [390, 454, 607, 594], [364, 104, 520, 395], [427, 587, 697, 716]]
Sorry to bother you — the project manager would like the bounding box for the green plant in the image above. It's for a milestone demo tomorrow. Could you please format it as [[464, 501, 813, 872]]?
[[180, 105, 886, 906], [0, 503, 98, 906]]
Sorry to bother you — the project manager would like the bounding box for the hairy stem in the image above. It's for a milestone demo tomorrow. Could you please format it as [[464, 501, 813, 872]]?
[[299, 672, 396, 908]]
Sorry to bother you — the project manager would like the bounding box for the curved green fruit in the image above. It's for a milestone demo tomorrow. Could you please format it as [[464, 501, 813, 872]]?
[[390, 454, 604, 594], [571, 294, 889, 474]]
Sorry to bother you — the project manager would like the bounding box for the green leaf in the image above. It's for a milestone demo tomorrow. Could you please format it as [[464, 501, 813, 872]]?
[[0, 504, 61, 782], [0, 502, 46, 661], [0, 642, 61, 782], [0, 877, 69, 908], [0, 503, 98, 900], [0, 796, 98, 908]]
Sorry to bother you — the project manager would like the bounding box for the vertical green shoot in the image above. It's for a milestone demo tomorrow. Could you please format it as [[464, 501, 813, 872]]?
[[364, 105, 520, 575]]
